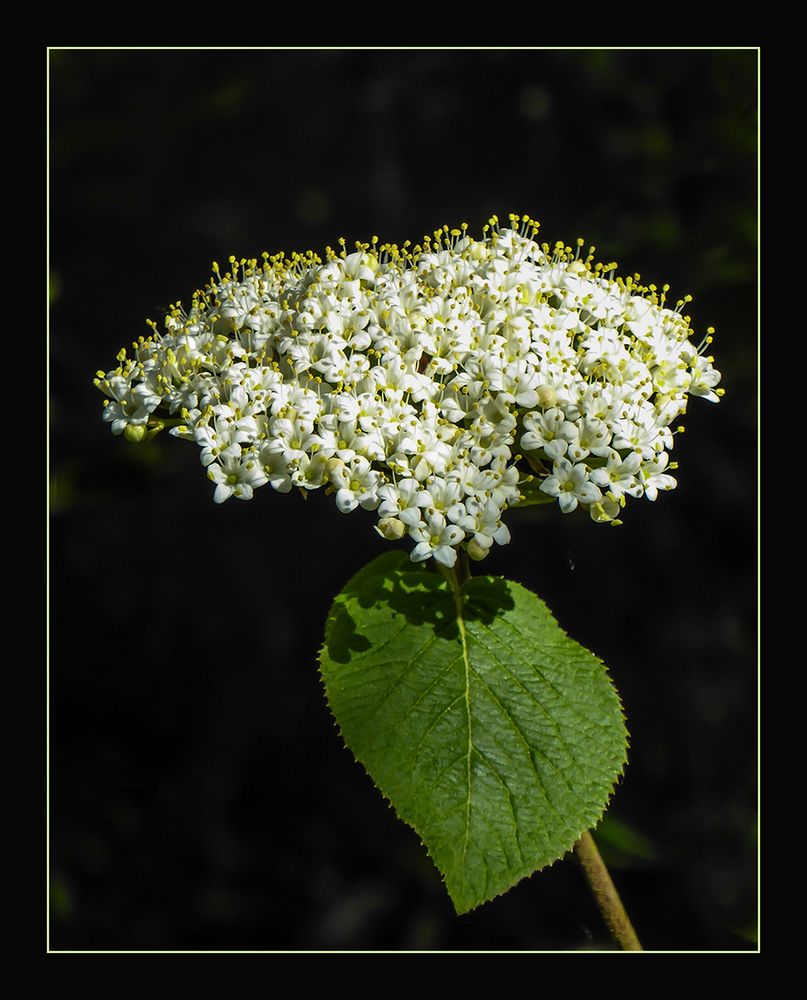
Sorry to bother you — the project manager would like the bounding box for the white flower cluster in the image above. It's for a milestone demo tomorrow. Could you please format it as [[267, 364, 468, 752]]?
[[95, 215, 722, 568]]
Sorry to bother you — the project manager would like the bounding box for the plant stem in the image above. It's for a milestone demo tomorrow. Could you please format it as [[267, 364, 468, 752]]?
[[438, 550, 472, 591], [455, 549, 471, 586], [573, 829, 643, 951]]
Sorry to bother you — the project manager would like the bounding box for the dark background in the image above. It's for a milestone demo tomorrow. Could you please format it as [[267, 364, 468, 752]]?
[[49, 48, 758, 952]]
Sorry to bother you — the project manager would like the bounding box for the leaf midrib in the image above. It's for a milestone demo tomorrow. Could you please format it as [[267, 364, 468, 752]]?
[[448, 576, 473, 888]]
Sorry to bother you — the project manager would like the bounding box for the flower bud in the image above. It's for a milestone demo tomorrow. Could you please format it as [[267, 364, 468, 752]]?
[[375, 517, 406, 541], [467, 539, 491, 562], [536, 385, 557, 408], [123, 424, 148, 443]]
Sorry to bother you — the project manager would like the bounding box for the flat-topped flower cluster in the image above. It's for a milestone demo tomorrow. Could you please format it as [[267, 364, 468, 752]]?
[[95, 215, 722, 567]]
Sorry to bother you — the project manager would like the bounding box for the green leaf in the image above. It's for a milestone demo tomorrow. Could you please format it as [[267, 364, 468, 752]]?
[[512, 478, 555, 508], [318, 552, 627, 914]]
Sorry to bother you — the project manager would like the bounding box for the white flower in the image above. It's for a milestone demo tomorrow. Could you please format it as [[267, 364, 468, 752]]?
[[566, 417, 612, 462], [459, 499, 511, 552], [377, 479, 432, 526], [194, 421, 245, 467], [688, 353, 722, 402], [540, 458, 603, 513], [101, 378, 162, 435], [640, 453, 677, 501], [589, 449, 643, 500], [409, 511, 465, 567], [207, 453, 268, 503], [520, 408, 577, 460], [329, 456, 383, 513], [589, 495, 624, 525]]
